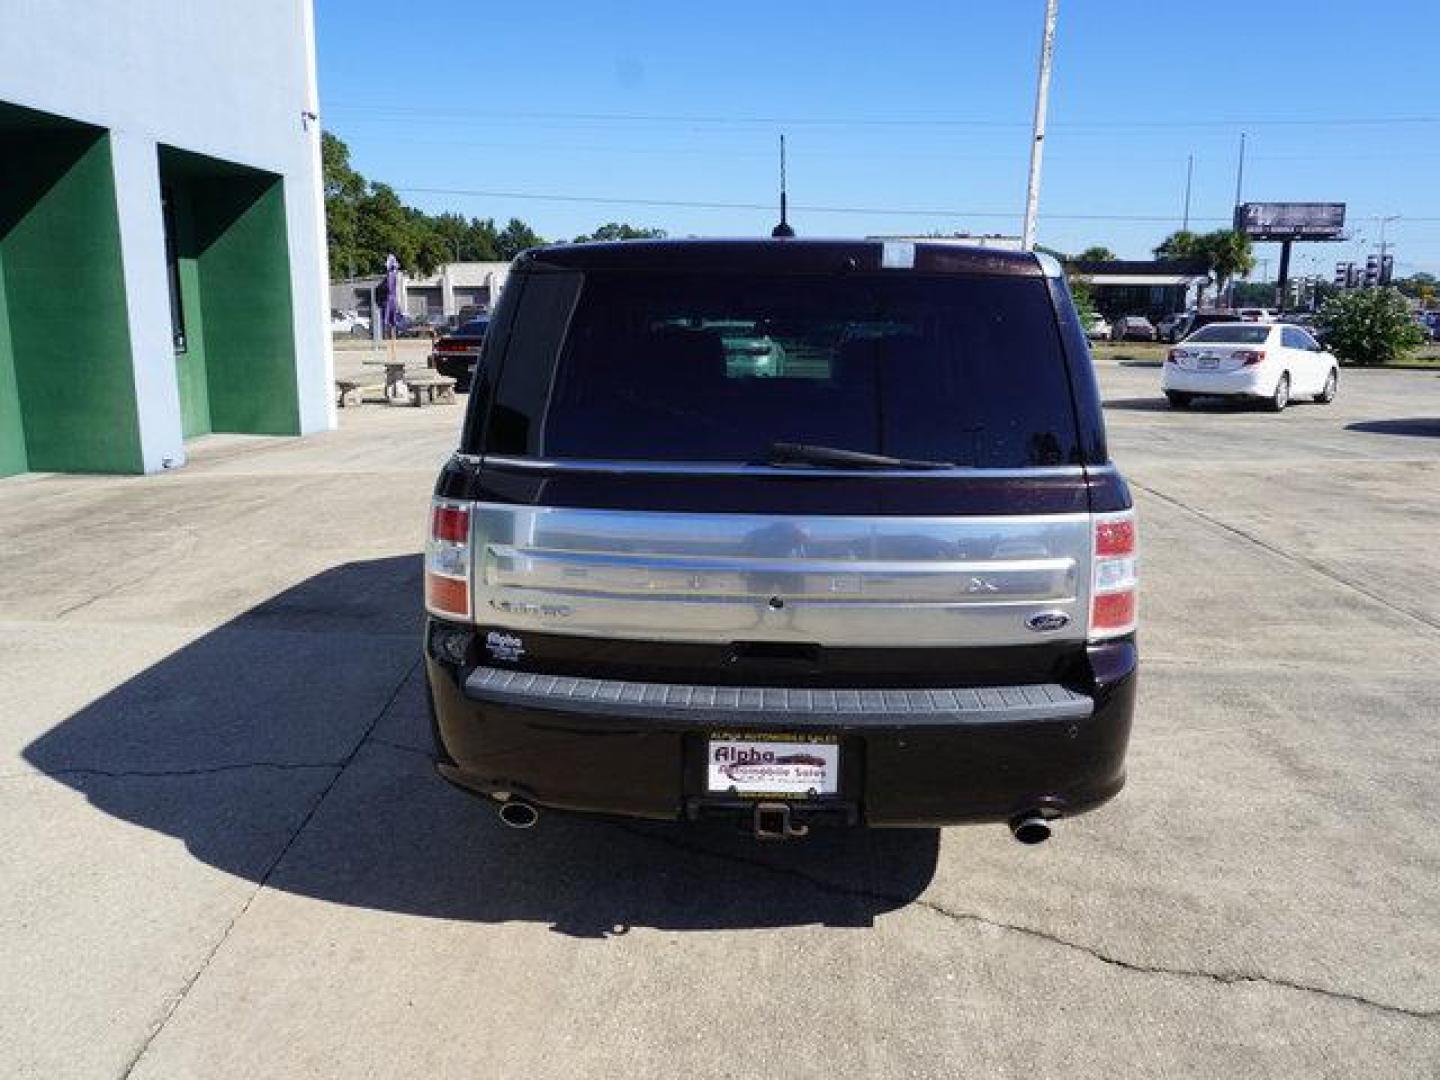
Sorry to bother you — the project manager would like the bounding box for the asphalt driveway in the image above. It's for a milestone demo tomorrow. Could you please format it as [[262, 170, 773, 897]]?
[[1, 355, 1436, 1078]]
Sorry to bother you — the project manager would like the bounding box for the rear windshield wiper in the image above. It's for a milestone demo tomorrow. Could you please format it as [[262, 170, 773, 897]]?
[[766, 442, 958, 471]]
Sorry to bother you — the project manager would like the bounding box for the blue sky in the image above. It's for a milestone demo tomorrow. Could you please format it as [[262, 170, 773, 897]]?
[[316, 0, 1440, 275]]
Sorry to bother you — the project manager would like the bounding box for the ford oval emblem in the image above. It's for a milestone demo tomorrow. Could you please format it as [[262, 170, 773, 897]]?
[[1026, 611, 1071, 633]]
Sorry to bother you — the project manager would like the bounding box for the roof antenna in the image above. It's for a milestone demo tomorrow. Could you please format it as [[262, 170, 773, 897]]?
[[771, 133, 795, 238]]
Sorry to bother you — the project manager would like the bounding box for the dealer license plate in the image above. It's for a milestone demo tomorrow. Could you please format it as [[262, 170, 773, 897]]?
[[706, 734, 840, 797]]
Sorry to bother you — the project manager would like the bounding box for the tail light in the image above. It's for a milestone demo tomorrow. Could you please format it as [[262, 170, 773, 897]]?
[[1090, 510, 1137, 639], [426, 499, 472, 620], [1166, 349, 1185, 364], [1235, 349, 1266, 366]]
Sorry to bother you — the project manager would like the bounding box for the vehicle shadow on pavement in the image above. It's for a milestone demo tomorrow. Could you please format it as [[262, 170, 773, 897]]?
[[1346, 418, 1440, 438], [23, 556, 938, 935], [1103, 396, 1257, 413]]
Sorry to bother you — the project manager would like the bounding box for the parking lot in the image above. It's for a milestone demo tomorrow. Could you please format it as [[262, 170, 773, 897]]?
[[1, 353, 1437, 1079]]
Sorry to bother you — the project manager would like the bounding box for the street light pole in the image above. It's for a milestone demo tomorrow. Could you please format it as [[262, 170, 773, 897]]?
[[1233, 132, 1246, 210], [1182, 153, 1193, 232], [1021, 0, 1059, 251], [1376, 215, 1400, 259]]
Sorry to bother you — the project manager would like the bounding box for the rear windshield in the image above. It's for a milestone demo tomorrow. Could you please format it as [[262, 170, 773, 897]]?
[[483, 271, 1080, 467], [1187, 325, 1270, 344]]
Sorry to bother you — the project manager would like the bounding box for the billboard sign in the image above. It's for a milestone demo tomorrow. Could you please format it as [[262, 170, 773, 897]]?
[[1233, 202, 1346, 240]]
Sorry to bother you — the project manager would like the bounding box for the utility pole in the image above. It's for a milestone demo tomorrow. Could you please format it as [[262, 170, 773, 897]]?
[[1021, 0, 1059, 251], [1233, 132, 1247, 211], [1225, 133, 1247, 307], [1376, 215, 1400, 259], [1182, 154, 1193, 232]]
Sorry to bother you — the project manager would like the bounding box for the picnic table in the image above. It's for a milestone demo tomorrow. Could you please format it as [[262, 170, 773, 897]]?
[[361, 357, 410, 400], [403, 372, 456, 406]]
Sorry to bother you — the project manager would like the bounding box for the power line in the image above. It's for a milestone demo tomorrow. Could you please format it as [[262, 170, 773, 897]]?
[[326, 102, 1440, 131], [394, 185, 1440, 229], [395, 185, 1240, 222]]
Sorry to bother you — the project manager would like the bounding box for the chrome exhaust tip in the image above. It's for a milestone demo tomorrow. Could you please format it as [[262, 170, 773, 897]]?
[[497, 799, 540, 829], [1009, 813, 1053, 845]]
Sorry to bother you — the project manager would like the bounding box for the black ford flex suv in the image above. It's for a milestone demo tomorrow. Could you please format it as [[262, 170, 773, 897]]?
[[423, 239, 1137, 842]]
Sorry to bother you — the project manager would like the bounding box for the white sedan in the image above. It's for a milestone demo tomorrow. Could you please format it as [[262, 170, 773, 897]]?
[[1161, 322, 1339, 412]]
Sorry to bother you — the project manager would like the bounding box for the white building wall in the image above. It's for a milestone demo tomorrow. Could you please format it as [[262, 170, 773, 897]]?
[[109, 131, 187, 471], [0, 0, 335, 470]]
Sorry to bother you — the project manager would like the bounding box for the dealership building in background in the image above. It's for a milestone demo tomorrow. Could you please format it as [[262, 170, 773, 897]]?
[[0, 0, 333, 478], [1066, 259, 1211, 321], [331, 261, 514, 324]]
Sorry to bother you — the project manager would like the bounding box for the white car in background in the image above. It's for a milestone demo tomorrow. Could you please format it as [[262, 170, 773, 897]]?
[[330, 309, 371, 336], [1155, 311, 1192, 343], [1162, 322, 1339, 411]]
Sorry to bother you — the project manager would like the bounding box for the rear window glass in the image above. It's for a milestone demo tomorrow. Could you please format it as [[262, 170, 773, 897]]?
[[456, 319, 489, 336], [484, 271, 1080, 467], [1187, 324, 1270, 344]]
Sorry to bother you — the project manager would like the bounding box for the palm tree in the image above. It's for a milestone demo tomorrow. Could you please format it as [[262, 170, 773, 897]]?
[[1200, 230, 1257, 305], [1153, 229, 1254, 307], [1153, 230, 1201, 260]]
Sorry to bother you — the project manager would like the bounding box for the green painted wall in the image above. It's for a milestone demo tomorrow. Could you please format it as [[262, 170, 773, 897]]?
[[0, 256, 26, 475], [192, 175, 300, 436], [0, 129, 141, 473], [166, 181, 211, 438]]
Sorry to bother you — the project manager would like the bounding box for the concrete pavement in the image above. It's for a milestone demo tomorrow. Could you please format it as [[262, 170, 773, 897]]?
[[1, 356, 1436, 1078]]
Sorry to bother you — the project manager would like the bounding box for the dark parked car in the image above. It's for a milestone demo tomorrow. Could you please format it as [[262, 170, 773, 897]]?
[[423, 239, 1137, 843], [429, 318, 490, 389], [1110, 316, 1158, 342]]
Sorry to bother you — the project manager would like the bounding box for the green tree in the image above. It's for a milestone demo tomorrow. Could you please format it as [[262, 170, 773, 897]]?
[[1393, 272, 1438, 303], [1198, 230, 1256, 301], [1076, 245, 1116, 262], [463, 217, 501, 261], [495, 217, 546, 260], [1153, 230, 1201, 260], [1068, 277, 1098, 326], [1315, 288, 1425, 366], [321, 132, 366, 278], [321, 130, 551, 274], [572, 222, 668, 243], [352, 184, 448, 276], [1152, 229, 1254, 305], [429, 211, 470, 263], [406, 206, 450, 276]]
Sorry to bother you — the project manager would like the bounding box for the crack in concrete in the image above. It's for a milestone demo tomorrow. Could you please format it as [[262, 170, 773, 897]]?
[[114, 656, 422, 1080], [365, 736, 434, 760], [612, 822, 1440, 1023], [1131, 479, 1440, 635], [0, 761, 342, 783]]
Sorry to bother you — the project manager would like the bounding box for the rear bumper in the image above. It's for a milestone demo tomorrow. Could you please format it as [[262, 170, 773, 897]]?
[[1161, 366, 1269, 396], [424, 622, 1137, 828], [431, 353, 478, 385]]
